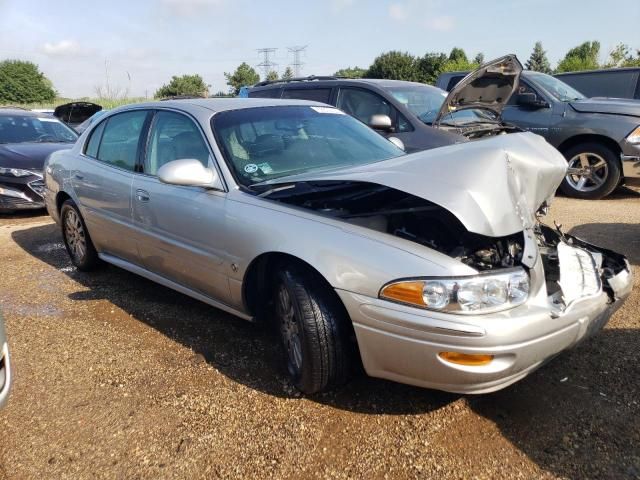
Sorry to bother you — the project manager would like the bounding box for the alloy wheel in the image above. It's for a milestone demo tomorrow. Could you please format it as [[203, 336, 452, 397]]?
[[277, 284, 303, 377], [64, 209, 86, 263], [565, 152, 609, 193]]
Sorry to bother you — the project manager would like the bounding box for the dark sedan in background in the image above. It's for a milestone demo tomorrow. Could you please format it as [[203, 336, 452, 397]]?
[[0, 108, 77, 212]]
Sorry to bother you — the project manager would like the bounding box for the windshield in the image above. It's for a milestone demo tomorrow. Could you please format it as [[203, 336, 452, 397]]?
[[385, 84, 498, 125], [212, 106, 404, 187], [0, 114, 78, 144], [527, 72, 586, 101]]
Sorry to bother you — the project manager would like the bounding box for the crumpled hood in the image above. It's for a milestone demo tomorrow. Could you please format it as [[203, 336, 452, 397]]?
[[265, 132, 567, 237], [0, 143, 73, 170], [570, 97, 640, 117]]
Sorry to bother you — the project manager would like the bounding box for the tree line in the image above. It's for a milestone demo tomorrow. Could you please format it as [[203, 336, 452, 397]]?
[[1, 41, 639, 104]]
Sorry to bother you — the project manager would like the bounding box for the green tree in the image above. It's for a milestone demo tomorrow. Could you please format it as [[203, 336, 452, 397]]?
[[556, 41, 600, 72], [154, 74, 209, 99], [525, 41, 552, 74], [0, 60, 56, 103], [281, 66, 294, 80], [603, 43, 640, 68], [334, 66, 367, 78], [416, 53, 448, 84], [266, 70, 279, 82], [473, 53, 485, 65], [365, 51, 421, 81], [224, 62, 260, 95], [448, 47, 468, 63]]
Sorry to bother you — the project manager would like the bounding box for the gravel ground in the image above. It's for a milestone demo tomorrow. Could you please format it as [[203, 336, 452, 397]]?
[[0, 189, 639, 480]]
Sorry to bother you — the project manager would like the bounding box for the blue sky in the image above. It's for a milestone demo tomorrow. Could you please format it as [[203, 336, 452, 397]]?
[[1, 0, 638, 98]]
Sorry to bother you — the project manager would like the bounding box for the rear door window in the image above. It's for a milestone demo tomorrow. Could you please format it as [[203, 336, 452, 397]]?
[[281, 88, 332, 104], [96, 110, 149, 171]]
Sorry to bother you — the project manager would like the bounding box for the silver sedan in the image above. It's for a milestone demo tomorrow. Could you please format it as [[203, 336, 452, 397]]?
[[44, 99, 632, 394]]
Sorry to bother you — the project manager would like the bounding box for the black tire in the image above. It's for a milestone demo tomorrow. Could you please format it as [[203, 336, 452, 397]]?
[[60, 200, 100, 271], [274, 263, 351, 394], [559, 142, 621, 200]]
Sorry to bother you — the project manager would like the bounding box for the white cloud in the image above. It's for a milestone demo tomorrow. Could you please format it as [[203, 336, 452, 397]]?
[[426, 15, 455, 31], [388, 3, 407, 21], [42, 40, 91, 57], [161, 0, 225, 16], [330, 0, 356, 13]]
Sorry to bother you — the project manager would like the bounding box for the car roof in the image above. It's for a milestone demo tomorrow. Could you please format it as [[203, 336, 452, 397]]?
[[0, 107, 44, 117], [110, 98, 330, 115], [250, 78, 444, 91]]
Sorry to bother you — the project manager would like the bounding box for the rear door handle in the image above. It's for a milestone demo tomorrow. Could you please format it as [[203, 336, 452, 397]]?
[[135, 189, 150, 202], [74, 173, 84, 180]]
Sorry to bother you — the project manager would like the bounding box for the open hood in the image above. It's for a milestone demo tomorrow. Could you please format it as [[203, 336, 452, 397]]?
[[258, 132, 567, 238], [53, 102, 102, 127], [435, 55, 523, 125]]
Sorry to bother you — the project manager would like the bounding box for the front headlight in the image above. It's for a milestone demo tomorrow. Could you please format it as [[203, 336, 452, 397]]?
[[379, 268, 530, 314], [0, 167, 35, 178], [626, 126, 640, 144]]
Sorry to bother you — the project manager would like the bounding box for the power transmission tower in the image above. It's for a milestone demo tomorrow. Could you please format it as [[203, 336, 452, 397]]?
[[257, 48, 278, 79], [287, 45, 308, 77]]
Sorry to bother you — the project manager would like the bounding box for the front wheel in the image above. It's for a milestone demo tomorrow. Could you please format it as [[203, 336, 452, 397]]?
[[560, 143, 621, 199], [274, 264, 351, 394], [60, 200, 100, 271]]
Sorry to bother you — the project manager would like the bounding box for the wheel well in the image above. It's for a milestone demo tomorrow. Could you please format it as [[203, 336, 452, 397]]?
[[242, 252, 337, 319], [56, 191, 71, 213], [557, 134, 622, 159]]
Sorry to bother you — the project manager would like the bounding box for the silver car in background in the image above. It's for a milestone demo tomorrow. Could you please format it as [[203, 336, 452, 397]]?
[[0, 311, 11, 408], [44, 99, 632, 394]]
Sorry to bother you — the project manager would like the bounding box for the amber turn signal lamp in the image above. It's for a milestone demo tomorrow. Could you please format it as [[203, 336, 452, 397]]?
[[380, 281, 425, 306], [439, 352, 494, 366]]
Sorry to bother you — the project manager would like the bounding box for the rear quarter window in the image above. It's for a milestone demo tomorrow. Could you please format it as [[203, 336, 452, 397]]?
[[248, 88, 282, 99], [281, 88, 332, 104], [84, 120, 106, 158]]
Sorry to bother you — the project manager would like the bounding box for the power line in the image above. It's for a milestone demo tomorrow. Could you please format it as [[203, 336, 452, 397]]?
[[256, 48, 278, 79], [287, 45, 308, 77]]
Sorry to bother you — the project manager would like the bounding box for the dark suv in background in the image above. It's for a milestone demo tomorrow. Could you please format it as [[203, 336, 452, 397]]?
[[436, 70, 640, 199], [555, 67, 640, 100], [248, 76, 464, 153]]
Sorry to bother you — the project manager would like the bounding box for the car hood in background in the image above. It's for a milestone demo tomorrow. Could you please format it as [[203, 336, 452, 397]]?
[[435, 54, 523, 125], [0, 143, 74, 170], [54, 102, 102, 126], [260, 132, 567, 238], [569, 97, 640, 117]]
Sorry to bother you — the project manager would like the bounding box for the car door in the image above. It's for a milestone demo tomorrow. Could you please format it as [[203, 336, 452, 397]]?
[[73, 110, 150, 262], [131, 109, 232, 304], [501, 80, 555, 138], [335, 87, 417, 150]]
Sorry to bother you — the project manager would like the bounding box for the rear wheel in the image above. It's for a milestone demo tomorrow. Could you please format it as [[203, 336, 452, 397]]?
[[274, 263, 351, 394], [560, 143, 621, 199], [60, 200, 100, 271]]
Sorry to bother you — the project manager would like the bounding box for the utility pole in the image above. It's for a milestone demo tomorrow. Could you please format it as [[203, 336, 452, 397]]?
[[287, 45, 308, 77], [257, 48, 278, 80]]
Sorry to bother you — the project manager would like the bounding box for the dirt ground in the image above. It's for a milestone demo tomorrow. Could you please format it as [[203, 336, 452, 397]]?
[[0, 189, 638, 480]]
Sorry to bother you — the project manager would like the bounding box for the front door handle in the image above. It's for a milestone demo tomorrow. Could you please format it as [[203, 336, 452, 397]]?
[[135, 189, 150, 202], [74, 173, 84, 180]]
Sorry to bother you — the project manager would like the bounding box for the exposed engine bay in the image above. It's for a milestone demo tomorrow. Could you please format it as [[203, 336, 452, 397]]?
[[437, 122, 522, 140], [258, 180, 525, 271]]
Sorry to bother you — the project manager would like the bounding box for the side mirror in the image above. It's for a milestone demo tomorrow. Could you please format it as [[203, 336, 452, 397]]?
[[157, 159, 221, 189], [387, 136, 405, 151], [368, 114, 393, 131], [516, 93, 549, 109]]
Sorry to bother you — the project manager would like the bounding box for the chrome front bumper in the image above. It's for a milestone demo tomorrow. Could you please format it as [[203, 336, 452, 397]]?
[[339, 234, 633, 394], [0, 342, 10, 408]]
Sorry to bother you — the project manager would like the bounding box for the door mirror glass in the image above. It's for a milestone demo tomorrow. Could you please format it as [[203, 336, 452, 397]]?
[[369, 114, 393, 131], [387, 136, 405, 151], [157, 159, 220, 188], [516, 93, 549, 109]]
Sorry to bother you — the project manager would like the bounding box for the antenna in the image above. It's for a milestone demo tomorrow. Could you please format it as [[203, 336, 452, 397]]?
[[256, 48, 278, 79], [287, 45, 308, 77]]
